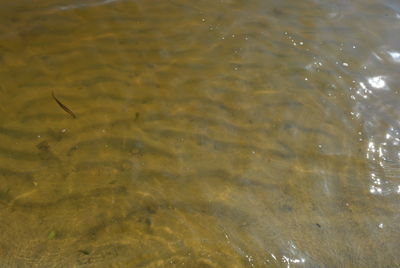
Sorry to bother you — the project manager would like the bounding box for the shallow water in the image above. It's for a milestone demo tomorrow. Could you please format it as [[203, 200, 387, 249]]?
[[0, 0, 399, 267]]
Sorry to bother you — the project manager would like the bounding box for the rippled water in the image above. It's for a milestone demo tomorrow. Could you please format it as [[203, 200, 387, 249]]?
[[1, 0, 399, 267]]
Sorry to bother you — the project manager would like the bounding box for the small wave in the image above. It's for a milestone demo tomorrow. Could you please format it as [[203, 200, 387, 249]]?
[[55, 0, 121, 11]]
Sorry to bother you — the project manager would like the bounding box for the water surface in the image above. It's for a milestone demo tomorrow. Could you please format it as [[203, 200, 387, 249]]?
[[0, 0, 399, 267]]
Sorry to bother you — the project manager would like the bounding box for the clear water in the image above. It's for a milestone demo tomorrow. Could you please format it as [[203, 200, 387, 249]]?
[[0, 0, 399, 267]]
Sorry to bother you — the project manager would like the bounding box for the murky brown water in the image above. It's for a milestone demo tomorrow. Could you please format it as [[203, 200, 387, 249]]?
[[1, 0, 400, 267]]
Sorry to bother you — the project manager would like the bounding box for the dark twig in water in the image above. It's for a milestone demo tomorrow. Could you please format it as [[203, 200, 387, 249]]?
[[52, 90, 76, 119]]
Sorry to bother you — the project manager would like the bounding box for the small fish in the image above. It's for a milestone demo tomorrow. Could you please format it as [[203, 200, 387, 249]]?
[[52, 91, 76, 119]]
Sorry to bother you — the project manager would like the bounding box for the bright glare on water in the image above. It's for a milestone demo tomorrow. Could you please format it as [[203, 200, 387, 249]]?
[[0, 0, 399, 267]]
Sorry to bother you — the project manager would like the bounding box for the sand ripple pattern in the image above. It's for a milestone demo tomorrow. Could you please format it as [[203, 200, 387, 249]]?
[[0, 0, 399, 267]]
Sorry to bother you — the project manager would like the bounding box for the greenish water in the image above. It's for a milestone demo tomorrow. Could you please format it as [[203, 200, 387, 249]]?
[[0, 0, 399, 267]]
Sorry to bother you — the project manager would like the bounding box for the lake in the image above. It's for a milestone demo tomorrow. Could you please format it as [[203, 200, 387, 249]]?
[[0, 0, 399, 267]]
